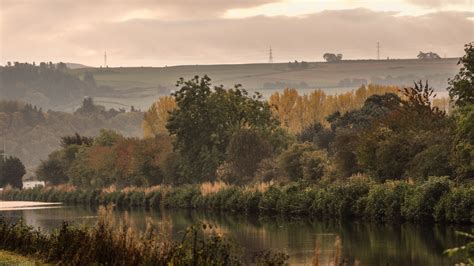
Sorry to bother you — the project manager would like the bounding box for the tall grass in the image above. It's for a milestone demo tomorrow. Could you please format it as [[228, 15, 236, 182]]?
[[1, 176, 472, 224], [0, 206, 288, 265]]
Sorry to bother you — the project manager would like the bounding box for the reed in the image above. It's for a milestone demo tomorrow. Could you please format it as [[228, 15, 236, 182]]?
[[200, 181, 229, 196], [0, 206, 286, 265]]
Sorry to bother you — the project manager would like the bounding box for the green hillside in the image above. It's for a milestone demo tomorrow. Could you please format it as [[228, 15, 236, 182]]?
[[69, 58, 459, 110]]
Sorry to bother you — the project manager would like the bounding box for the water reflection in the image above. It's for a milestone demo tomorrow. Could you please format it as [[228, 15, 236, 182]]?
[[0, 206, 469, 265]]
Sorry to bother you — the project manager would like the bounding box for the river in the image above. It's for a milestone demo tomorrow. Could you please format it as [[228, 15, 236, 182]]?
[[0, 204, 470, 265]]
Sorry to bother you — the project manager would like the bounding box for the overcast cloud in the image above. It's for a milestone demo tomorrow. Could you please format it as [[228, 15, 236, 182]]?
[[0, 0, 472, 66]]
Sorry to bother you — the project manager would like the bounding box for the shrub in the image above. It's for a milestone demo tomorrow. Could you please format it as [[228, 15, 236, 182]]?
[[403, 176, 453, 222], [435, 185, 474, 223], [365, 181, 412, 221]]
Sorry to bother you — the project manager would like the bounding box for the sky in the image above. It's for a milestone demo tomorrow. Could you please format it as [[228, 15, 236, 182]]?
[[1, 0, 473, 67]]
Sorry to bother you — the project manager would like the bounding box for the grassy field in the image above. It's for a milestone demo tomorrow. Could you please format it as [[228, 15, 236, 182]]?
[[70, 58, 459, 110], [0, 250, 43, 265]]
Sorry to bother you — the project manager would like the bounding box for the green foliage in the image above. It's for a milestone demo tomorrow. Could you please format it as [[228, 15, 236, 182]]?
[[60, 133, 93, 148], [297, 122, 335, 150], [402, 176, 453, 222], [166, 75, 278, 182], [226, 128, 272, 179], [365, 181, 413, 221], [451, 105, 474, 180], [434, 186, 474, 223], [36, 157, 69, 185], [444, 231, 474, 265], [448, 42, 474, 107], [354, 83, 455, 181], [300, 150, 330, 181], [310, 177, 372, 218], [93, 129, 123, 147], [405, 144, 453, 179], [0, 153, 25, 189], [279, 142, 314, 181], [2, 177, 472, 224]]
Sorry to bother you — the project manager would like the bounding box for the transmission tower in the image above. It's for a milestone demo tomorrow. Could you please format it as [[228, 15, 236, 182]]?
[[104, 51, 108, 68], [377, 42, 380, 60], [268, 47, 273, 64]]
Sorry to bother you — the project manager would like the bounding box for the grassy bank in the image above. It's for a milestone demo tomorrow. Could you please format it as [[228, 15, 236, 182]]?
[[0, 250, 44, 265], [0, 207, 287, 265], [1, 176, 473, 224]]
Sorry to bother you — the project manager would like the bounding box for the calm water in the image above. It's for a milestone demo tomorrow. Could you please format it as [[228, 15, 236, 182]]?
[[0, 205, 470, 265]]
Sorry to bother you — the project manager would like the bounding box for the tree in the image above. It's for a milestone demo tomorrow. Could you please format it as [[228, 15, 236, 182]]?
[[451, 104, 474, 180], [323, 53, 342, 62], [93, 129, 123, 147], [75, 97, 105, 115], [301, 150, 329, 181], [0, 153, 25, 189], [355, 83, 454, 181], [36, 158, 69, 185], [142, 96, 176, 138], [226, 128, 272, 178], [61, 133, 93, 148], [417, 51, 441, 60], [56, 62, 68, 72], [448, 43, 474, 107], [166, 75, 277, 181], [279, 142, 314, 181]]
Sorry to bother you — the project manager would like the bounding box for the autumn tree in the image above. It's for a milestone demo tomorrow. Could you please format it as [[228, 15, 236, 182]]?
[[269, 85, 399, 134], [142, 96, 176, 137]]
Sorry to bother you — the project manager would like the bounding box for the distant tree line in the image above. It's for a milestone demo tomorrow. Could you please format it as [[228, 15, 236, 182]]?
[[0, 62, 97, 110]]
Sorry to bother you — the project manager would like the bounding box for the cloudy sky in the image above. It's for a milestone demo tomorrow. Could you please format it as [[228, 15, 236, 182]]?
[[1, 0, 473, 66]]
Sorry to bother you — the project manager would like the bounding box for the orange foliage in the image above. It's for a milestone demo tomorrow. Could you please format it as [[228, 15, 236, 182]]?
[[268, 84, 400, 133]]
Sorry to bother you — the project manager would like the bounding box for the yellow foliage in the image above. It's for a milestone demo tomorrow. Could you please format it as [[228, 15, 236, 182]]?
[[142, 96, 176, 138], [432, 97, 452, 114], [269, 84, 400, 133]]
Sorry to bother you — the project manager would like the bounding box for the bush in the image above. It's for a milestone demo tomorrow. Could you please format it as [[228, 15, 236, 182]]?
[[365, 181, 412, 221], [435, 186, 474, 223], [403, 176, 452, 222]]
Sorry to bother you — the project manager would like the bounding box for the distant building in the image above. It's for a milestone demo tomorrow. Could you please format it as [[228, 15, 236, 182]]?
[[22, 181, 45, 189]]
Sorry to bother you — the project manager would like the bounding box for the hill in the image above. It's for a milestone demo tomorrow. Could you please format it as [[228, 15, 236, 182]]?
[[70, 58, 459, 110], [0, 100, 143, 176], [64, 62, 91, 69]]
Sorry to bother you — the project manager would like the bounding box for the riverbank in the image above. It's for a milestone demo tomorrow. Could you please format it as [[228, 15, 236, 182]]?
[[0, 250, 44, 264], [0, 208, 287, 265], [1, 176, 473, 224]]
